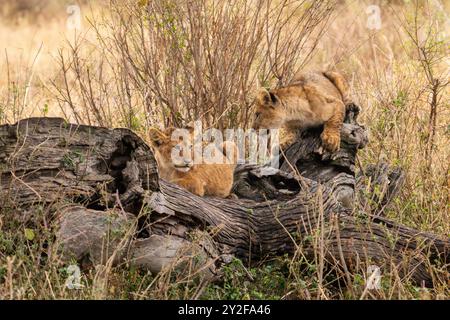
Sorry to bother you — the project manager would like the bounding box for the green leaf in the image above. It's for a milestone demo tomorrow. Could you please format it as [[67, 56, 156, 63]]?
[[24, 228, 35, 241], [42, 103, 49, 116]]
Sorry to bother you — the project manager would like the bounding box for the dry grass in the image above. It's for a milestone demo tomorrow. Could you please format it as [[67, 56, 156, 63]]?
[[0, 0, 449, 300]]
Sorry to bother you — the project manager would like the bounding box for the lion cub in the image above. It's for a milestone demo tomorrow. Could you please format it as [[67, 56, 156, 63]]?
[[252, 70, 351, 152], [149, 127, 237, 198]]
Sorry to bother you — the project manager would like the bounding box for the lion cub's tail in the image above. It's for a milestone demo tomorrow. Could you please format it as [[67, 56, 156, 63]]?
[[323, 71, 352, 106]]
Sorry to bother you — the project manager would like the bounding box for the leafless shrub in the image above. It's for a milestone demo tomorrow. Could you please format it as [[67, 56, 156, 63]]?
[[51, 0, 335, 130], [396, 0, 449, 173]]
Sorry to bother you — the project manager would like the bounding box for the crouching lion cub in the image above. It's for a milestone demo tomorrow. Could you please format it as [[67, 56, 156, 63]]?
[[252, 70, 351, 152], [149, 127, 237, 198]]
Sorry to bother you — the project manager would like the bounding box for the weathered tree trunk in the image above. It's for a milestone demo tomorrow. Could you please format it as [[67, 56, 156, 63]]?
[[0, 114, 448, 287]]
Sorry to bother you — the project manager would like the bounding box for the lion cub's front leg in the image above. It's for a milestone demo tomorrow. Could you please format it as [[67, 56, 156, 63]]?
[[321, 100, 345, 152], [279, 127, 297, 150], [176, 176, 205, 197]]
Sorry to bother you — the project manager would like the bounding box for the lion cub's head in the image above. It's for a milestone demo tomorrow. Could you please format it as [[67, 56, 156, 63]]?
[[149, 127, 194, 175], [252, 89, 286, 130]]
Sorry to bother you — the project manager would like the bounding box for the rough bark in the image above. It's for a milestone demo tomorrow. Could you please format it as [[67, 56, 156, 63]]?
[[0, 115, 448, 287]]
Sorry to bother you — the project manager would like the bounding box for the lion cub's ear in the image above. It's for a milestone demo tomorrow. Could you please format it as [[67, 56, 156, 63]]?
[[256, 89, 279, 108], [149, 128, 168, 146]]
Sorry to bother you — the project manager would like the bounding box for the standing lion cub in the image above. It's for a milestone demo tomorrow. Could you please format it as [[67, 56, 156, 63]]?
[[252, 70, 351, 152], [149, 127, 237, 198]]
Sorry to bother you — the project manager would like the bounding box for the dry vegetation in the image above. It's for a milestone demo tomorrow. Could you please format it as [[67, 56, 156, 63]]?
[[0, 0, 449, 299]]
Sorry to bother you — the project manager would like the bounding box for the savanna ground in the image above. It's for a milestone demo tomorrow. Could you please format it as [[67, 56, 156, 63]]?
[[0, 0, 448, 299]]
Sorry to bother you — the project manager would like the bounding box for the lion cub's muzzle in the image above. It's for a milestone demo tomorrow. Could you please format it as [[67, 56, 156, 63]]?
[[173, 158, 194, 172]]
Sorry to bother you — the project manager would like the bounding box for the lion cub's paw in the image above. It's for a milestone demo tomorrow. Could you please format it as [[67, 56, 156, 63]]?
[[320, 131, 341, 153], [178, 178, 205, 197], [227, 193, 239, 200]]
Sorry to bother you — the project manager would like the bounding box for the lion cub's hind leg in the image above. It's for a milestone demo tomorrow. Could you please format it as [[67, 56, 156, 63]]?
[[322, 71, 352, 106]]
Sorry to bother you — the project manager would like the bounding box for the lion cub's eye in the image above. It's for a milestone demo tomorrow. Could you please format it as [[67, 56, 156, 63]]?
[[255, 112, 261, 119]]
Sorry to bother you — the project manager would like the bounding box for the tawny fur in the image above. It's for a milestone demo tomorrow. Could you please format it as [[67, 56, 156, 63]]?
[[149, 127, 237, 198], [252, 70, 350, 152]]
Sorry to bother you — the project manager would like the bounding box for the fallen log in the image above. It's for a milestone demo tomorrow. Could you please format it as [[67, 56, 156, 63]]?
[[0, 113, 448, 287]]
